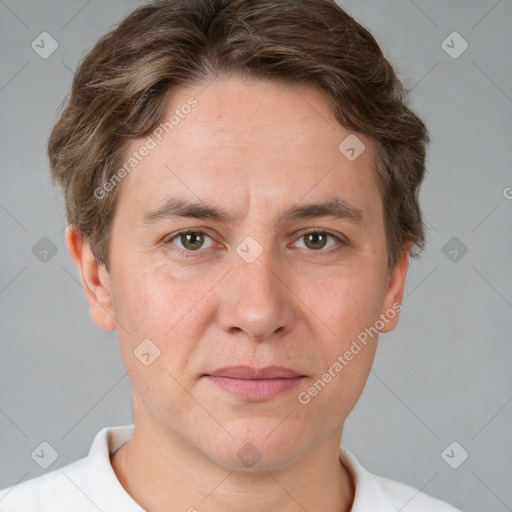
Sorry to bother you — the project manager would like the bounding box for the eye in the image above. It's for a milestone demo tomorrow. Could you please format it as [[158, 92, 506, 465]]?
[[292, 230, 344, 252], [165, 230, 215, 256]]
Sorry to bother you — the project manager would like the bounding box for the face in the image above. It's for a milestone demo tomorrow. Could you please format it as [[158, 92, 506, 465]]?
[[73, 76, 408, 471]]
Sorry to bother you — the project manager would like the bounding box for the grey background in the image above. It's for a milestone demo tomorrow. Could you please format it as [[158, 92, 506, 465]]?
[[1, 1, 511, 510]]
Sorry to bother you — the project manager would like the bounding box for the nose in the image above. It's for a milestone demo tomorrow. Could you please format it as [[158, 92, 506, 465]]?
[[217, 244, 296, 342]]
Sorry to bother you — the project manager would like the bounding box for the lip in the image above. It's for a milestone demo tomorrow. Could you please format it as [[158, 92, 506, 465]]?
[[207, 365, 303, 379], [204, 365, 306, 401]]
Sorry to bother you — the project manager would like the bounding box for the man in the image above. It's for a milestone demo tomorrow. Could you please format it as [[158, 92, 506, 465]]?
[[0, 0, 462, 510]]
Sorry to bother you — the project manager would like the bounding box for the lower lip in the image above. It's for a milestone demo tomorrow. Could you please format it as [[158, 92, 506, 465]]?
[[205, 376, 304, 401]]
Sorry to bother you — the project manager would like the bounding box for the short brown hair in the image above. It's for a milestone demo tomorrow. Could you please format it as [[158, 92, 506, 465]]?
[[48, 0, 429, 272]]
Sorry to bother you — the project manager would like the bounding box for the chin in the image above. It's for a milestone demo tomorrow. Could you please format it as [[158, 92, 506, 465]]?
[[199, 417, 314, 472]]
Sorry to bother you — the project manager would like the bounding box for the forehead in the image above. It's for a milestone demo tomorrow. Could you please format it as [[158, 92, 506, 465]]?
[[116, 76, 380, 224]]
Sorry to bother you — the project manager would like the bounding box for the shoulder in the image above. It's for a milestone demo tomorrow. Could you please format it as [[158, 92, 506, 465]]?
[[372, 472, 462, 511], [339, 445, 463, 512], [0, 457, 95, 511], [0, 424, 140, 512]]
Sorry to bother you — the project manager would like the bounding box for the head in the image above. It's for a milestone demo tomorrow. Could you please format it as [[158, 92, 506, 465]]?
[[50, 0, 429, 470]]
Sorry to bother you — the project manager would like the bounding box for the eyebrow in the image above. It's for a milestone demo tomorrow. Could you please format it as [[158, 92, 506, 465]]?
[[141, 197, 364, 225]]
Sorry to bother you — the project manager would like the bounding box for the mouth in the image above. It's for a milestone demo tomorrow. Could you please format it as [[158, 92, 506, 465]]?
[[203, 365, 306, 401]]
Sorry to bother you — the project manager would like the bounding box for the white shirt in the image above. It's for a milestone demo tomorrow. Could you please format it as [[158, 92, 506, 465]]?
[[0, 424, 462, 511]]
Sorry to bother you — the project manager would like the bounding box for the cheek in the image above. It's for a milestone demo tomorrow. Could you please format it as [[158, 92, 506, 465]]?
[[111, 261, 195, 330], [109, 265, 215, 373], [294, 270, 383, 423], [110, 268, 205, 415], [303, 264, 386, 345]]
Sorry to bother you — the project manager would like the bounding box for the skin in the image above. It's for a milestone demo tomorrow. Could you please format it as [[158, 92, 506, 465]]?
[[67, 76, 410, 512]]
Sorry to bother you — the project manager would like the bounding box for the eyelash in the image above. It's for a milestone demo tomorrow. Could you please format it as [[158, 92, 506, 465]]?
[[163, 229, 347, 259]]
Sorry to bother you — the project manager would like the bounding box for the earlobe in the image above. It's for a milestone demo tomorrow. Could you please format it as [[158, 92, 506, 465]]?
[[65, 226, 116, 331], [379, 244, 411, 333]]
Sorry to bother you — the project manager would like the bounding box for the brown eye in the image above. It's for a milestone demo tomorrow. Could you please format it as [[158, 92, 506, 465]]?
[[293, 231, 344, 252], [166, 230, 215, 256], [303, 232, 328, 250], [179, 231, 206, 250]]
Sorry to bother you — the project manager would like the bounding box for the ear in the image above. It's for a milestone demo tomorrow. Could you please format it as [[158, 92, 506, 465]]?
[[379, 243, 411, 333], [65, 225, 116, 330]]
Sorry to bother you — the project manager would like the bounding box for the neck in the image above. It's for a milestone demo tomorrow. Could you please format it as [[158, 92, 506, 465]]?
[[111, 419, 354, 512]]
